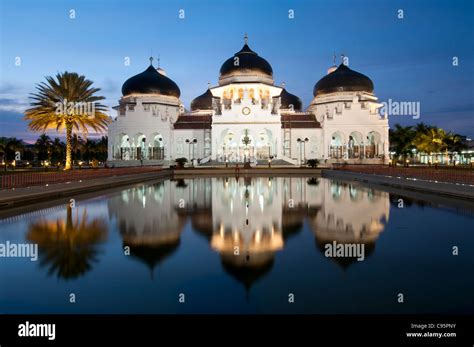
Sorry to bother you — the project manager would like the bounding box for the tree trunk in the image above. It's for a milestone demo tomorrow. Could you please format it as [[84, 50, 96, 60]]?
[[65, 123, 73, 170]]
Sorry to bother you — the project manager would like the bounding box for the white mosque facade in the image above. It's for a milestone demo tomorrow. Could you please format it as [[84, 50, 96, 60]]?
[[107, 37, 389, 166]]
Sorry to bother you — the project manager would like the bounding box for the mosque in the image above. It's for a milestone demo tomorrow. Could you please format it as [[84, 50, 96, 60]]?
[[107, 35, 389, 166]]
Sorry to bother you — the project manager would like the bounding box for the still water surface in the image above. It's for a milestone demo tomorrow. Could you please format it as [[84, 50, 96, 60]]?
[[1, 177, 473, 313]]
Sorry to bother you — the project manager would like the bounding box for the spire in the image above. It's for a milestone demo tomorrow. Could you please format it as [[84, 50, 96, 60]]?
[[149, 56, 153, 66], [244, 32, 248, 44]]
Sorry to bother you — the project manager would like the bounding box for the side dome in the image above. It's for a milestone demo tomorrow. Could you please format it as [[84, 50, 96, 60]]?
[[190, 88, 214, 111], [122, 61, 181, 98], [280, 88, 302, 111], [313, 64, 374, 96]]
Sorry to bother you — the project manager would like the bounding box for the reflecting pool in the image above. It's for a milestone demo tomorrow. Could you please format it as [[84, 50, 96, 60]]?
[[1, 177, 473, 313]]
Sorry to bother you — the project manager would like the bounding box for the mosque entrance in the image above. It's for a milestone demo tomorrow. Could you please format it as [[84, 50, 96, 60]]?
[[219, 128, 273, 162]]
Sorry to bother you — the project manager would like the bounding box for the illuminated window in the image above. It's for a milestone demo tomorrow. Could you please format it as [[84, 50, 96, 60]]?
[[249, 88, 255, 99]]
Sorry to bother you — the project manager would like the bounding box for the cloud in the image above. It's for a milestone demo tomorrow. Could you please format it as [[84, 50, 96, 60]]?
[[0, 94, 30, 113], [0, 81, 30, 113], [0, 82, 23, 93]]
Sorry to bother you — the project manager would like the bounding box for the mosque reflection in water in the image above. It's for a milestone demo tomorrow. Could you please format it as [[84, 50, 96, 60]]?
[[106, 177, 389, 287], [25, 177, 389, 284]]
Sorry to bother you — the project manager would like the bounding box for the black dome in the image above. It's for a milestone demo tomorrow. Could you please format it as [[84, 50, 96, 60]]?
[[280, 88, 302, 111], [122, 64, 181, 97], [313, 64, 373, 96], [219, 44, 273, 78], [190, 88, 214, 111]]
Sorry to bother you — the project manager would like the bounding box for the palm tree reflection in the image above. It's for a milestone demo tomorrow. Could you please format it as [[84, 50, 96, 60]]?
[[27, 205, 107, 280]]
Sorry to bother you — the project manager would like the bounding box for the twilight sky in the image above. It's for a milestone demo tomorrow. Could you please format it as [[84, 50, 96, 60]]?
[[0, 0, 473, 142]]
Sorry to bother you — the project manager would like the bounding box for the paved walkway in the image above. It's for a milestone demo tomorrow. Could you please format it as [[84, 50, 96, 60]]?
[[0, 170, 171, 210], [323, 170, 474, 201]]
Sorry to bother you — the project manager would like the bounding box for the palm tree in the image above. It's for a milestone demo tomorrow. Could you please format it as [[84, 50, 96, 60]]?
[[444, 133, 467, 164], [24, 72, 110, 170], [51, 137, 66, 166], [413, 127, 448, 163], [71, 134, 85, 162], [96, 136, 108, 162], [35, 134, 53, 162], [0, 137, 24, 170], [389, 124, 416, 162]]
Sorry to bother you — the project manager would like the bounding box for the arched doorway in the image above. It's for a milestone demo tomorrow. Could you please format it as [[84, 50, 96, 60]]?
[[239, 129, 255, 162], [150, 134, 164, 160], [118, 134, 131, 160], [366, 131, 381, 158], [135, 133, 146, 160], [348, 131, 363, 159], [256, 129, 273, 159], [220, 129, 237, 162], [330, 132, 344, 159]]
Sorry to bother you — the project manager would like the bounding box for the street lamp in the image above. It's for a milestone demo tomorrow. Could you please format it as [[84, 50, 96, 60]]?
[[296, 137, 309, 166], [185, 138, 198, 166]]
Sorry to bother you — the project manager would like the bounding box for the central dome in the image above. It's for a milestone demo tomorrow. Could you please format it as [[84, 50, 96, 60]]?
[[219, 39, 273, 85], [122, 61, 181, 98]]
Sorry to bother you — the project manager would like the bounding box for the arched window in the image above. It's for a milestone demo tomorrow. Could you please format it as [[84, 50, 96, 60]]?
[[249, 88, 255, 99]]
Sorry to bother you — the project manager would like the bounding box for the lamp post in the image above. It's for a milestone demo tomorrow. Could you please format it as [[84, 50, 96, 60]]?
[[297, 137, 309, 166], [186, 138, 198, 166], [296, 138, 302, 165], [303, 137, 309, 163]]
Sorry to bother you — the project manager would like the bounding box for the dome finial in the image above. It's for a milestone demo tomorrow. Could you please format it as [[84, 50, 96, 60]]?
[[157, 54, 160, 68], [149, 56, 154, 66], [341, 53, 346, 65], [281, 81, 286, 88], [207, 81, 211, 89], [244, 33, 248, 45], [333, 52, 337, 65]]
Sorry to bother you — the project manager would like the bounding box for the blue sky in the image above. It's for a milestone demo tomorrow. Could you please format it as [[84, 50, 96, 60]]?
[[0, 0, 473, 141]]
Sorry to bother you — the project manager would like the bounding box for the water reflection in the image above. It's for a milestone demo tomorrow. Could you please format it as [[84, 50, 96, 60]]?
[[107, 177, 389, 286], [311, 181, 389, 269], [27, 205, 107, 280], [107, 181, 191, 275]]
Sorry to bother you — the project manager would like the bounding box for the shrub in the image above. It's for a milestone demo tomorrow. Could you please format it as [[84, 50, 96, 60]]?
[[175, 157, 188, 169], [306, 159, 319, 168]]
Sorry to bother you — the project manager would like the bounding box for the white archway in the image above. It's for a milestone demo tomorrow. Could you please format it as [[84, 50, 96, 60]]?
[[117, 133, 131, 160], [150, 133, 165, 160], [256, 129, 273, 159], [134, 133, 146, 160], [220, 129, 238, 162], [366, 131, 381, 158], [348, 131, 363, 159], [330, 131, 344, 159]]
